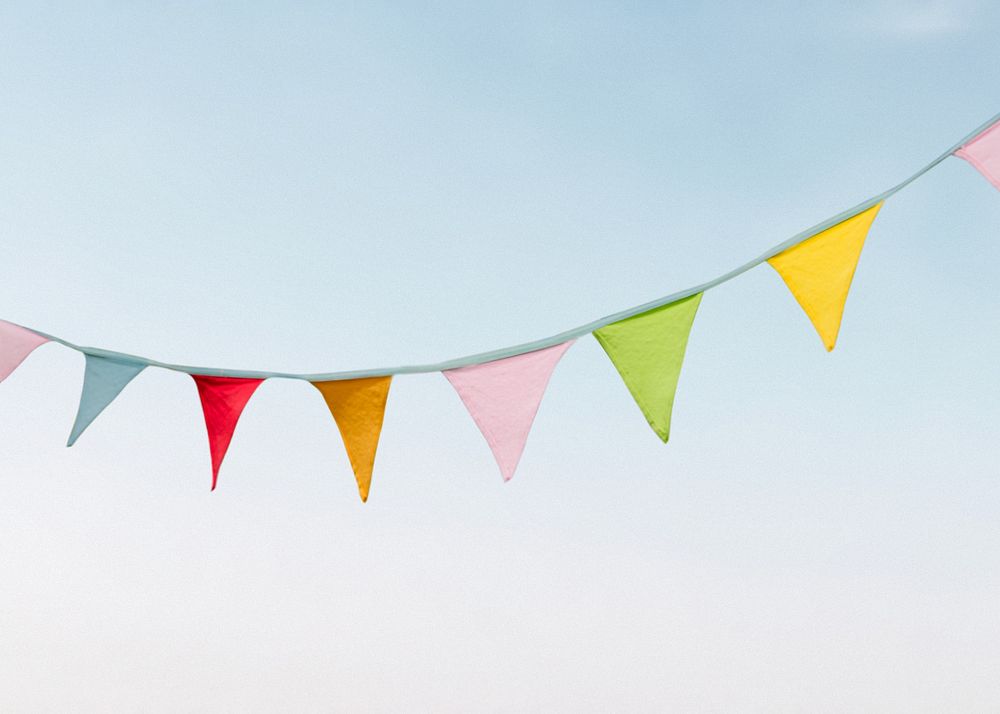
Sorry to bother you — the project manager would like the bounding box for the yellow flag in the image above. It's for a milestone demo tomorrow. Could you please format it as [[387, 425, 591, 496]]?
[[313, 376, 392, 502], [768, 202, 882, 351]]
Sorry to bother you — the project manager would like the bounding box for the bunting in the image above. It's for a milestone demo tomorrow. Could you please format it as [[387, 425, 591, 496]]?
[[67, 354, 146, 446], [0, 115, 996, 501], [594, 294, 702, 442], [767, 203, 882, 352], [955, 121, 1000, 191], [0, 321, 49, 383], [313, 376, 392, 502], [444, 341, 573, 481], [192, 375, 264, 490]]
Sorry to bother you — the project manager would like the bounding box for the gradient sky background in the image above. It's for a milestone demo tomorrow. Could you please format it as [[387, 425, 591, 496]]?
[[1, 2, 999, 711]]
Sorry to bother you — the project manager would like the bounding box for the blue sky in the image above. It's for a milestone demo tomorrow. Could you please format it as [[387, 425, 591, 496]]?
[[0, 2, 999, 711]]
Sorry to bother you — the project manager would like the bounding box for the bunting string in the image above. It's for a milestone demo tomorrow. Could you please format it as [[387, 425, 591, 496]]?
[[9, 111, 1000, 381], [1, 112, 999, 496]]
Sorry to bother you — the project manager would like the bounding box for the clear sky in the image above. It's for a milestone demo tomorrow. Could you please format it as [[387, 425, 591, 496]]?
[[1, 2, 999, 711]]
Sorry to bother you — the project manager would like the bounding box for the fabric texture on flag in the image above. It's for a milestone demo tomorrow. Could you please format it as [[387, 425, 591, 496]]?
[[192, 375, 264, 490], [955, 120, 1000, 191], [594, 293, 702, 442], [767, 202, 882, 351], [0, 321, 49, 383], [67, 354, 146, 446], [313, 376, 392, 502], [444, 341, 574, 481]]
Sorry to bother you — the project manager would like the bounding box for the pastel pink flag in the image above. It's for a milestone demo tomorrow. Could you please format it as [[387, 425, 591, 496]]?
[[192, 375, 264, 490], [0, 321, 49, 383], [955, 120, 1000, 191], [444, 340, 574, 481]]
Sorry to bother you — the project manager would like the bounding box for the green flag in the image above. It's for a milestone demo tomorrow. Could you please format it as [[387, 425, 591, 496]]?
[[593, 293, 703, 442]]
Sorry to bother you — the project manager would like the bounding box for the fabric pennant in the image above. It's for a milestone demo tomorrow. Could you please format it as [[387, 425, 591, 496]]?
[[767, 202, 882, 352], [67, 354, 146, 446], [192, 375, 264, 490], [313, 376, 392, 502], [594, 293, 702, 443], [444, 341, 573, 481], [955, 120, 1000, 191], [0, 321, 49, 383]]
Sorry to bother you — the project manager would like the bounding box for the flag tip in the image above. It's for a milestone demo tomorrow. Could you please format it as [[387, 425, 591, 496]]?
[[66, 426, 84, 447]]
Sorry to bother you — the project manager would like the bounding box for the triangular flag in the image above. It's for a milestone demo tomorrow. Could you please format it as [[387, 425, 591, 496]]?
[[594, 293, 702, 443], [191, 375, 264, 490], [67, 354, 146, 446], [955, 120, 1000, 191], [312, 376, 392, 502], [0, 321, 49, 383], [444, 341, 574, 481], [767, 202, 882, 352]]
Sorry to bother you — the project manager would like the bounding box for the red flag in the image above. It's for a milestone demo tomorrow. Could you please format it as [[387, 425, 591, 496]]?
[[192, 375, 264, 490]]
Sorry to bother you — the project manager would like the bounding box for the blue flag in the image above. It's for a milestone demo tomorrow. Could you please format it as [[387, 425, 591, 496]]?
[[68, 354, 146, 446]]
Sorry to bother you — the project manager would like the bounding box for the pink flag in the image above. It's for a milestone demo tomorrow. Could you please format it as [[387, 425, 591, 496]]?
[[0, 321, 49, 383], [955, 120, 1000, 191], [444, 341, 574, 481], [192, 375, 264, 490]]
